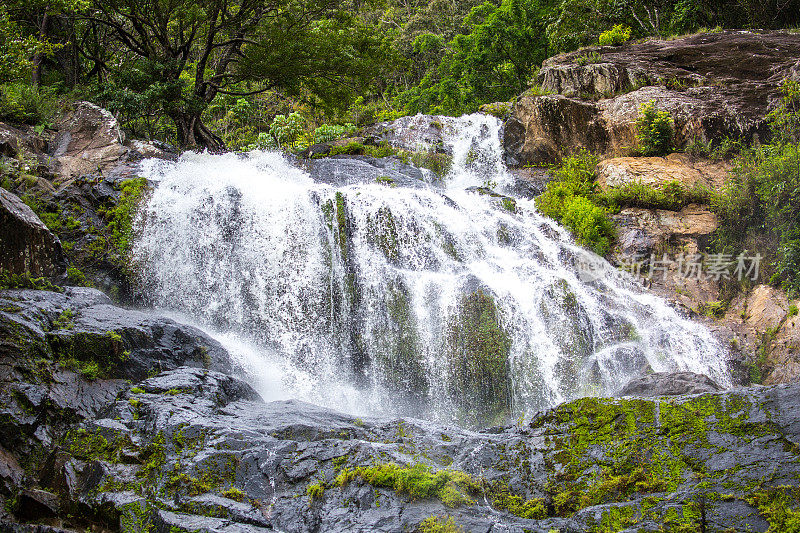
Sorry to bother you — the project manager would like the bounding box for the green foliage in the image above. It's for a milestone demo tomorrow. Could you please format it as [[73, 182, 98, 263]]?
[[106, 178, 148, 258], [598, 25, 632, 46], [535, 150, 614, 255], [335, 463, 478, 507], [597, 180, 710, 212], [66, 266, 89, 287], [790, 304, 798, 317], [306, 481, 325, 502], [711, 81, 800, 292], [396, 0, 548, 116], [492, 491, 546, 519], [269, 113, 304, 148], [0, 82, 58, 125], [313, 123, 357, 144], [0, 271, 63, 292], [748, 486, 800, 532], [561, 196, 614, 255], [636, 101, 674, 156], [418, 516, 464, 533]]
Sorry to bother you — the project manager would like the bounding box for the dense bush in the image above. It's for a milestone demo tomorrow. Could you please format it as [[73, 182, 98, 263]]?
[[711, 81, 800, 292], [636, 101, 674, 156], [597, 180, 710, 211], [269, 113, 305, 148], [561, 196, 615, 255], [536, 150, 615, 255], [0, 82, 58, 125], [598, 25, 631, 46]]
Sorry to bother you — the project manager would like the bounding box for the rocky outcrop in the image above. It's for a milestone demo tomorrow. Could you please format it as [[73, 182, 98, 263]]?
[[596, 153, 730, 191], [51, 102, 128, 180], [505, 30, 800, 165], [0, 189, 65, 277], [611, 203, 718, 259], [722, 285, 800, 385], [617, 371, 722, 397], [1, 290, 799, 532]]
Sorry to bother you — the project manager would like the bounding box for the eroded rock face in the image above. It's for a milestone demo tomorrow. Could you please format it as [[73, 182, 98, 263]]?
[[0, 189, 65, 277], [506, 30, 800, 165], [51, 101, 128, 180], [596, 153, 730, 191]]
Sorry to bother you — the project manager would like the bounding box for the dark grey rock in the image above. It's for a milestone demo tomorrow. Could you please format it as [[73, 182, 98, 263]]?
[[617, 371, 723, 397], [0, 189, 66, 278]]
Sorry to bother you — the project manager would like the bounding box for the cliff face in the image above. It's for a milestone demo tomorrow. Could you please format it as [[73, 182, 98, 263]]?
[[504, 30, 800, 166]]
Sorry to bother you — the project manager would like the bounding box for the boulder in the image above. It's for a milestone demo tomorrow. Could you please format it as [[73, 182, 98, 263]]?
[[505, 30, 800, 165], [617, 371, 722, 397], [0, 188, 65, 277], [611, 203, 718, 258], [51, 101, 128, 180], [596, 153, 730, 191]]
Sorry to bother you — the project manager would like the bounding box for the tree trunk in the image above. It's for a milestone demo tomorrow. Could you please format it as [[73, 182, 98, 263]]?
[[171, 112, 225, 152], [31, 13, 50, 86]]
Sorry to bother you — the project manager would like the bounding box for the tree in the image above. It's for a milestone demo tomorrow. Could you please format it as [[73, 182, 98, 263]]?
[[398, 0, 549, 116], [84, 0, 386, 149]]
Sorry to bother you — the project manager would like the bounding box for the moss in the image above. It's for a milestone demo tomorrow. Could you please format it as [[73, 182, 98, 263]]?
[[747, 485, 800, 532], [376, 175, 396, 187], [67, 427, 132, 463], [106, 177, 148, 257], [447, 290, 511, 427], [306, 481, 326, 502], [0, 270, 63, 292], [369, 206, 400, 263], [130, 386, 145, 394], [334, 463, 478, 508], [501, 197, 516, 213], [592, 505, 636, 533], [335, 191, 348, 258], [65, 266, 90, 287], [220, 487, 246, 502], [492, 491, 546, 519], [417, 516, 464, 533], [52, 309, 75, 330]]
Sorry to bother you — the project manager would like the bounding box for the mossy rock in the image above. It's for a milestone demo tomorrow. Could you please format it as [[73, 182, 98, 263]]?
[[447, 289, 512, 427]]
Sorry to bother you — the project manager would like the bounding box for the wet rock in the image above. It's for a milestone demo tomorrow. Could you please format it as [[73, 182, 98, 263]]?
[[508, 167, 552, 198], [303, 155, 427, 188], [363, 115, 448, 153], [0, 188, 66, 277], [611, 203, 718, 258], [51, 101, 128, 180], [506, 31, 800, 165], [617, 371, 722, 397]]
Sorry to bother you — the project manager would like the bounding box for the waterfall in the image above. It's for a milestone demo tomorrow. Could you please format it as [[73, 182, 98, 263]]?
[[133, 113, 730, 427]]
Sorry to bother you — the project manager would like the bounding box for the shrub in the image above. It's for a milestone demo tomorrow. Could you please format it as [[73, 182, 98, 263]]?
[[0, 83, 59, 125], [313, 123, 356, 144], [636, 101, 674, 156], [561, 196, 614, 255], [269, 112, 304, 148], [536, 150, 598, 220], [598, 25, 632, 46], [711, 81, 800, 293], [597, 180, 710, 211], [536, 150, 614, 255]]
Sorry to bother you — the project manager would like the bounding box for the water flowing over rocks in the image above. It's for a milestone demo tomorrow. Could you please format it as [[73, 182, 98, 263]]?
[[1, 289, 798, 532], [504, 30, 800, 166]]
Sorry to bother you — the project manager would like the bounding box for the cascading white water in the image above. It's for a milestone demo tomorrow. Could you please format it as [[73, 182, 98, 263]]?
[[133, 113, 730, 426]]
